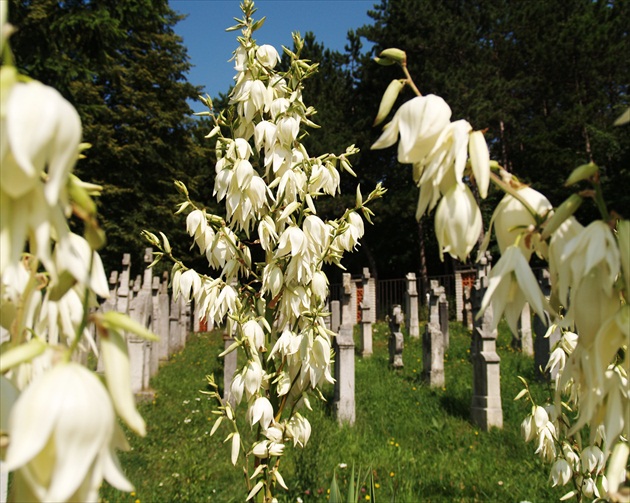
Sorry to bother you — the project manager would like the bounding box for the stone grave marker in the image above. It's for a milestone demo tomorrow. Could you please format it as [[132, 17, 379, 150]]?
[[470, 252, 503, 430], [423, 280, 445, 387], [438, 290, 449, 349], [360, 268, 373, 357], [333, 273, 355, 425], [388, 304, 404, 368], [405, 272, 420, 338], [515, 303, 534, 356]]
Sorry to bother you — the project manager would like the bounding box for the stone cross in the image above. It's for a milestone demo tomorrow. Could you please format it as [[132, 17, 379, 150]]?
[[534, 269, 561, 380], [405, 272, 420, 338], [334, 273, 355, 425], [423, 280, 445, 387], [470, 252, 503, 430], [388, 304, 404, 368], [360, 268, 373, 357]]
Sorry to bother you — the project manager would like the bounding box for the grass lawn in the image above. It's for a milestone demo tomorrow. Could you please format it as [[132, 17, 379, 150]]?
[[99, 320, 564, 503]]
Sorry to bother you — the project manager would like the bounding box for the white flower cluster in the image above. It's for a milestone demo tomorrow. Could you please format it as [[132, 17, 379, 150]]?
[[145, 2, 384, 500], [372, 94, 489, 261], [1, 5, 153, 501], [371, 47, 629, 501]]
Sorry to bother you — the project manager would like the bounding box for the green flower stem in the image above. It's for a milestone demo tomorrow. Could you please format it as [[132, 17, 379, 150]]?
[[592, 177, 611, 223], [401, 64, 422, 97], [489, 171, 540, 221]]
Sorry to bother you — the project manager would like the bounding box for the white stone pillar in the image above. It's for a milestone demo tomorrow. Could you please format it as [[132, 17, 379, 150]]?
[[438, 291, 449, 349], [405, 272, 420, 338], [471, 252, 503, 430], [422, 280, 444, 387], [517, 303, 534, 356], [388, 304, 404, 368], [334, 273, 355, 426], [455, 271, 463, 322], [331, 300, 341, 333], [360, 268, 373, 357]]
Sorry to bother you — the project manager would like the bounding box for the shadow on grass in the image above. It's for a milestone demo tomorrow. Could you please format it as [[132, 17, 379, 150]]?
[[439, 392, 471, 422]]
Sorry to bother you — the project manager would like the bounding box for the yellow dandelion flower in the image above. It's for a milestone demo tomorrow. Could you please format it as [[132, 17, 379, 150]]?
[[389, 472, 395, 477]]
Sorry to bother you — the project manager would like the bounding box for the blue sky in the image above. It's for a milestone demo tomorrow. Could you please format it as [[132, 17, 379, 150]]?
[[170, 0, 376, 104]]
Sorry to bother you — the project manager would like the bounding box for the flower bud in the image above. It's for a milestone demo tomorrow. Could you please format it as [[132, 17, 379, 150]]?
[[541, 194, 583, 241], [564, 162, 598, 186], [373, 79, 405, 127], [469, 130, 490, 199], [378, 48, 407, 64]]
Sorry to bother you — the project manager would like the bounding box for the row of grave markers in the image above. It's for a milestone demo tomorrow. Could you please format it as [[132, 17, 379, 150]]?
[[94, 251, 557, 433], [94, 249, 193, 397]]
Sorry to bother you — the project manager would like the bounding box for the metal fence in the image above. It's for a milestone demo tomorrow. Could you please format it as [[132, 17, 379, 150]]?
[[331, 273, 457, 322], [375, 278, 407, 320]]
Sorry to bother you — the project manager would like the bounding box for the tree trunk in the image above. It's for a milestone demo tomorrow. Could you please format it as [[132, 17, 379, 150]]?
[[417, 218, 429, 301]]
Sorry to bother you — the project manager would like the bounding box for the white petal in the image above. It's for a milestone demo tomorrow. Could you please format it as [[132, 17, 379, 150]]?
[[100, 329, 147, 436], [469, 130, 490, 199]]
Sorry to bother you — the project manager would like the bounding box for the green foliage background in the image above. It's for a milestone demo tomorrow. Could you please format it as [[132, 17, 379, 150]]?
[[8, 0, 629, 281]]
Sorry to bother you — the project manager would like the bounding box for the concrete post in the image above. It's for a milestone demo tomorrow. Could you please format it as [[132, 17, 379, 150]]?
[[334, 273, 355, 426], [405, 272, 420, 338], [422, 280, 444, 387], [388, 305, 404, 368], [471, 252, 503, 430], [360, 268, 373, 357]]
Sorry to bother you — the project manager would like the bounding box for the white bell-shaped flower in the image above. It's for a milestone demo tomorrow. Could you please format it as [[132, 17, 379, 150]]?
[[371, 94, 452, 164], [434, 184, 481, 262], [479, 245, 548, 335], [550, 458, 572, 487], [4, 362, 133, 502], [249, 396, 274, 430], [256, 44, 280, 69], [492, 187, 552, 260], [1, 80, 81, 205]]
